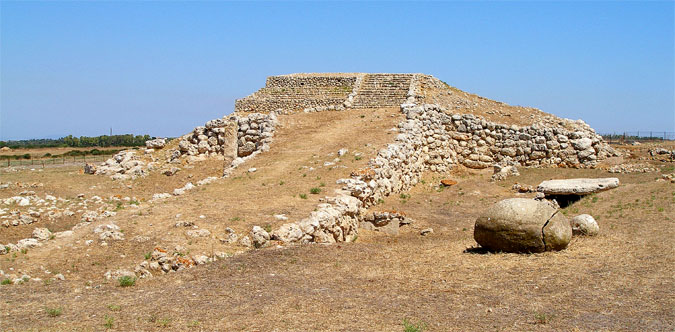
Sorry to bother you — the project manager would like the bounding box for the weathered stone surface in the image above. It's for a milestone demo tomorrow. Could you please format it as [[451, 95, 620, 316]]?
[[272, 223, 303, 243], [474, 198, 571, 253], [570, 214, 599, 236], [491, 164, 519, 182], [186, 229, 211, 238], [32, 228, 52, 241], [250, 226, 270, 248], [537, 178, 619, 195], [84, 163, 97, 174], [145, 138, 166, 149], [440, 179, 457, 186]]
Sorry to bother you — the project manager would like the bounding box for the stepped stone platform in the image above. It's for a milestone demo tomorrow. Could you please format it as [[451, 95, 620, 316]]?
[[234, 73, 420, 113]]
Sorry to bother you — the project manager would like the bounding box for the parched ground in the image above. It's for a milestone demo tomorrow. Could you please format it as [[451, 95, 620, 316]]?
[[0, 109, 673, 331]]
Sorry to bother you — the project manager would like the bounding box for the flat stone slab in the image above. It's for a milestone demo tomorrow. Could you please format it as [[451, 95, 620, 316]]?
[[537, 178, 620, 196]]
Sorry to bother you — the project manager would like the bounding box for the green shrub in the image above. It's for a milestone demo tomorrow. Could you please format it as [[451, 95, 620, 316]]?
[[310, 187, 321, 194], [403, 318, 426, 332], [104, 315, 114, 329], [45, 307, 63, 317], [299, 194, 308, 199], [118, 276, 136, 287], [534, 312, 553, 324], [1, 279, 11, 285]]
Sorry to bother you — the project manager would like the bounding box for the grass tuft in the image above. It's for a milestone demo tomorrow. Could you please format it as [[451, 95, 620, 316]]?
[[104, 315, 114, 329], [118, 276, 136, 287], [45, 307, 63, 317], [403, 318, 427, 332]]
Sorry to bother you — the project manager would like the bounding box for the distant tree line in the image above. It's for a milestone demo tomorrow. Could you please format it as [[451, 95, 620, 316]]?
[[0, 134, 153, 149]]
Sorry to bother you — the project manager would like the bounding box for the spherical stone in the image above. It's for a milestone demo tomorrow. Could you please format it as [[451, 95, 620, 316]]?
[[474, 198, 572, 253]]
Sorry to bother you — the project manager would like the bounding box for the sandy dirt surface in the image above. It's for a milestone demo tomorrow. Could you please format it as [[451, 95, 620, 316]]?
[[0, 108, 673, 331]]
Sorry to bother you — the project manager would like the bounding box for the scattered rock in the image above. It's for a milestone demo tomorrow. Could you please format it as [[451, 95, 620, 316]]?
[[17, 238, 41, 249], [491, 164, 520, 182], [420, 228, 434, 236], [219, 227, 239, 243], [32, 228, 52, 241], [192, 255, 210, 265], [608, 164, 657, 174], [174, 220, 194, 227], [145, 138, 166, 149], [239, 235, 252, 248], [99, 230, 125, 241], [474, 198, 572, 253], [84, 163, 97, 174], [162, 167, 180, 176], [81, 211, 99, 222], [152, 193, 171, 201], [440, 179, 457, 187], [512, 183, 535, 193], [570, 214, 599, 236], [250, 226, 270, 248], [186, 229, 211, 238], [337, 148, 349, 157]]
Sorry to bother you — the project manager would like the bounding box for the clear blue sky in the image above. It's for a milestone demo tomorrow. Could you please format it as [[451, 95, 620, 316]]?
[[1, 1, 673, 140]]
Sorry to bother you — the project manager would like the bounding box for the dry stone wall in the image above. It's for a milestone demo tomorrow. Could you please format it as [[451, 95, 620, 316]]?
[[234, 73, 421, 114], [274, 102, 617, 243], [173, 112, 277, 162], [235, 75, 357, 113], [340, 103, 617, 208]]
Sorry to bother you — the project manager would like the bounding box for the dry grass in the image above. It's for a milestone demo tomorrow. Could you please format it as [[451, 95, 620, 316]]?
[[0, 110, 673, 331]]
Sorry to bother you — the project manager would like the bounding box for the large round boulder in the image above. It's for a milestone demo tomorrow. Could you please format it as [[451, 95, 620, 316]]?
[[474, 198, 572, 253]]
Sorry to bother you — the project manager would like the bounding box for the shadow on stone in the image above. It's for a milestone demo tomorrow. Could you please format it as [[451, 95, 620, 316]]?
[[463, 246, 493, 254], [547, 195, 582, 208]]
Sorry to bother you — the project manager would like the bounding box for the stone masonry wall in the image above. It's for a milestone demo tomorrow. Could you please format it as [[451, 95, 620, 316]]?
[[234, 75, 358, 113], [273, 102, 617, 243], [340, 103, 616, 208], [265, 76, 357, 88], [173, 112, 278, 162]]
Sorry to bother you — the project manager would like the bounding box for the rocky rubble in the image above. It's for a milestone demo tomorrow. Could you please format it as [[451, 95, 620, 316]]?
[[127, 247, 229, 279], [649, 148, 675, 159], [273, 194, 362, 243], [92, 150, 147, 180], [145, 138, 166, 149], [275, 102, 616, 244], [359, 210, 413, 235], [608, 163, 658, 173], [491, 164, 520, 182]]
